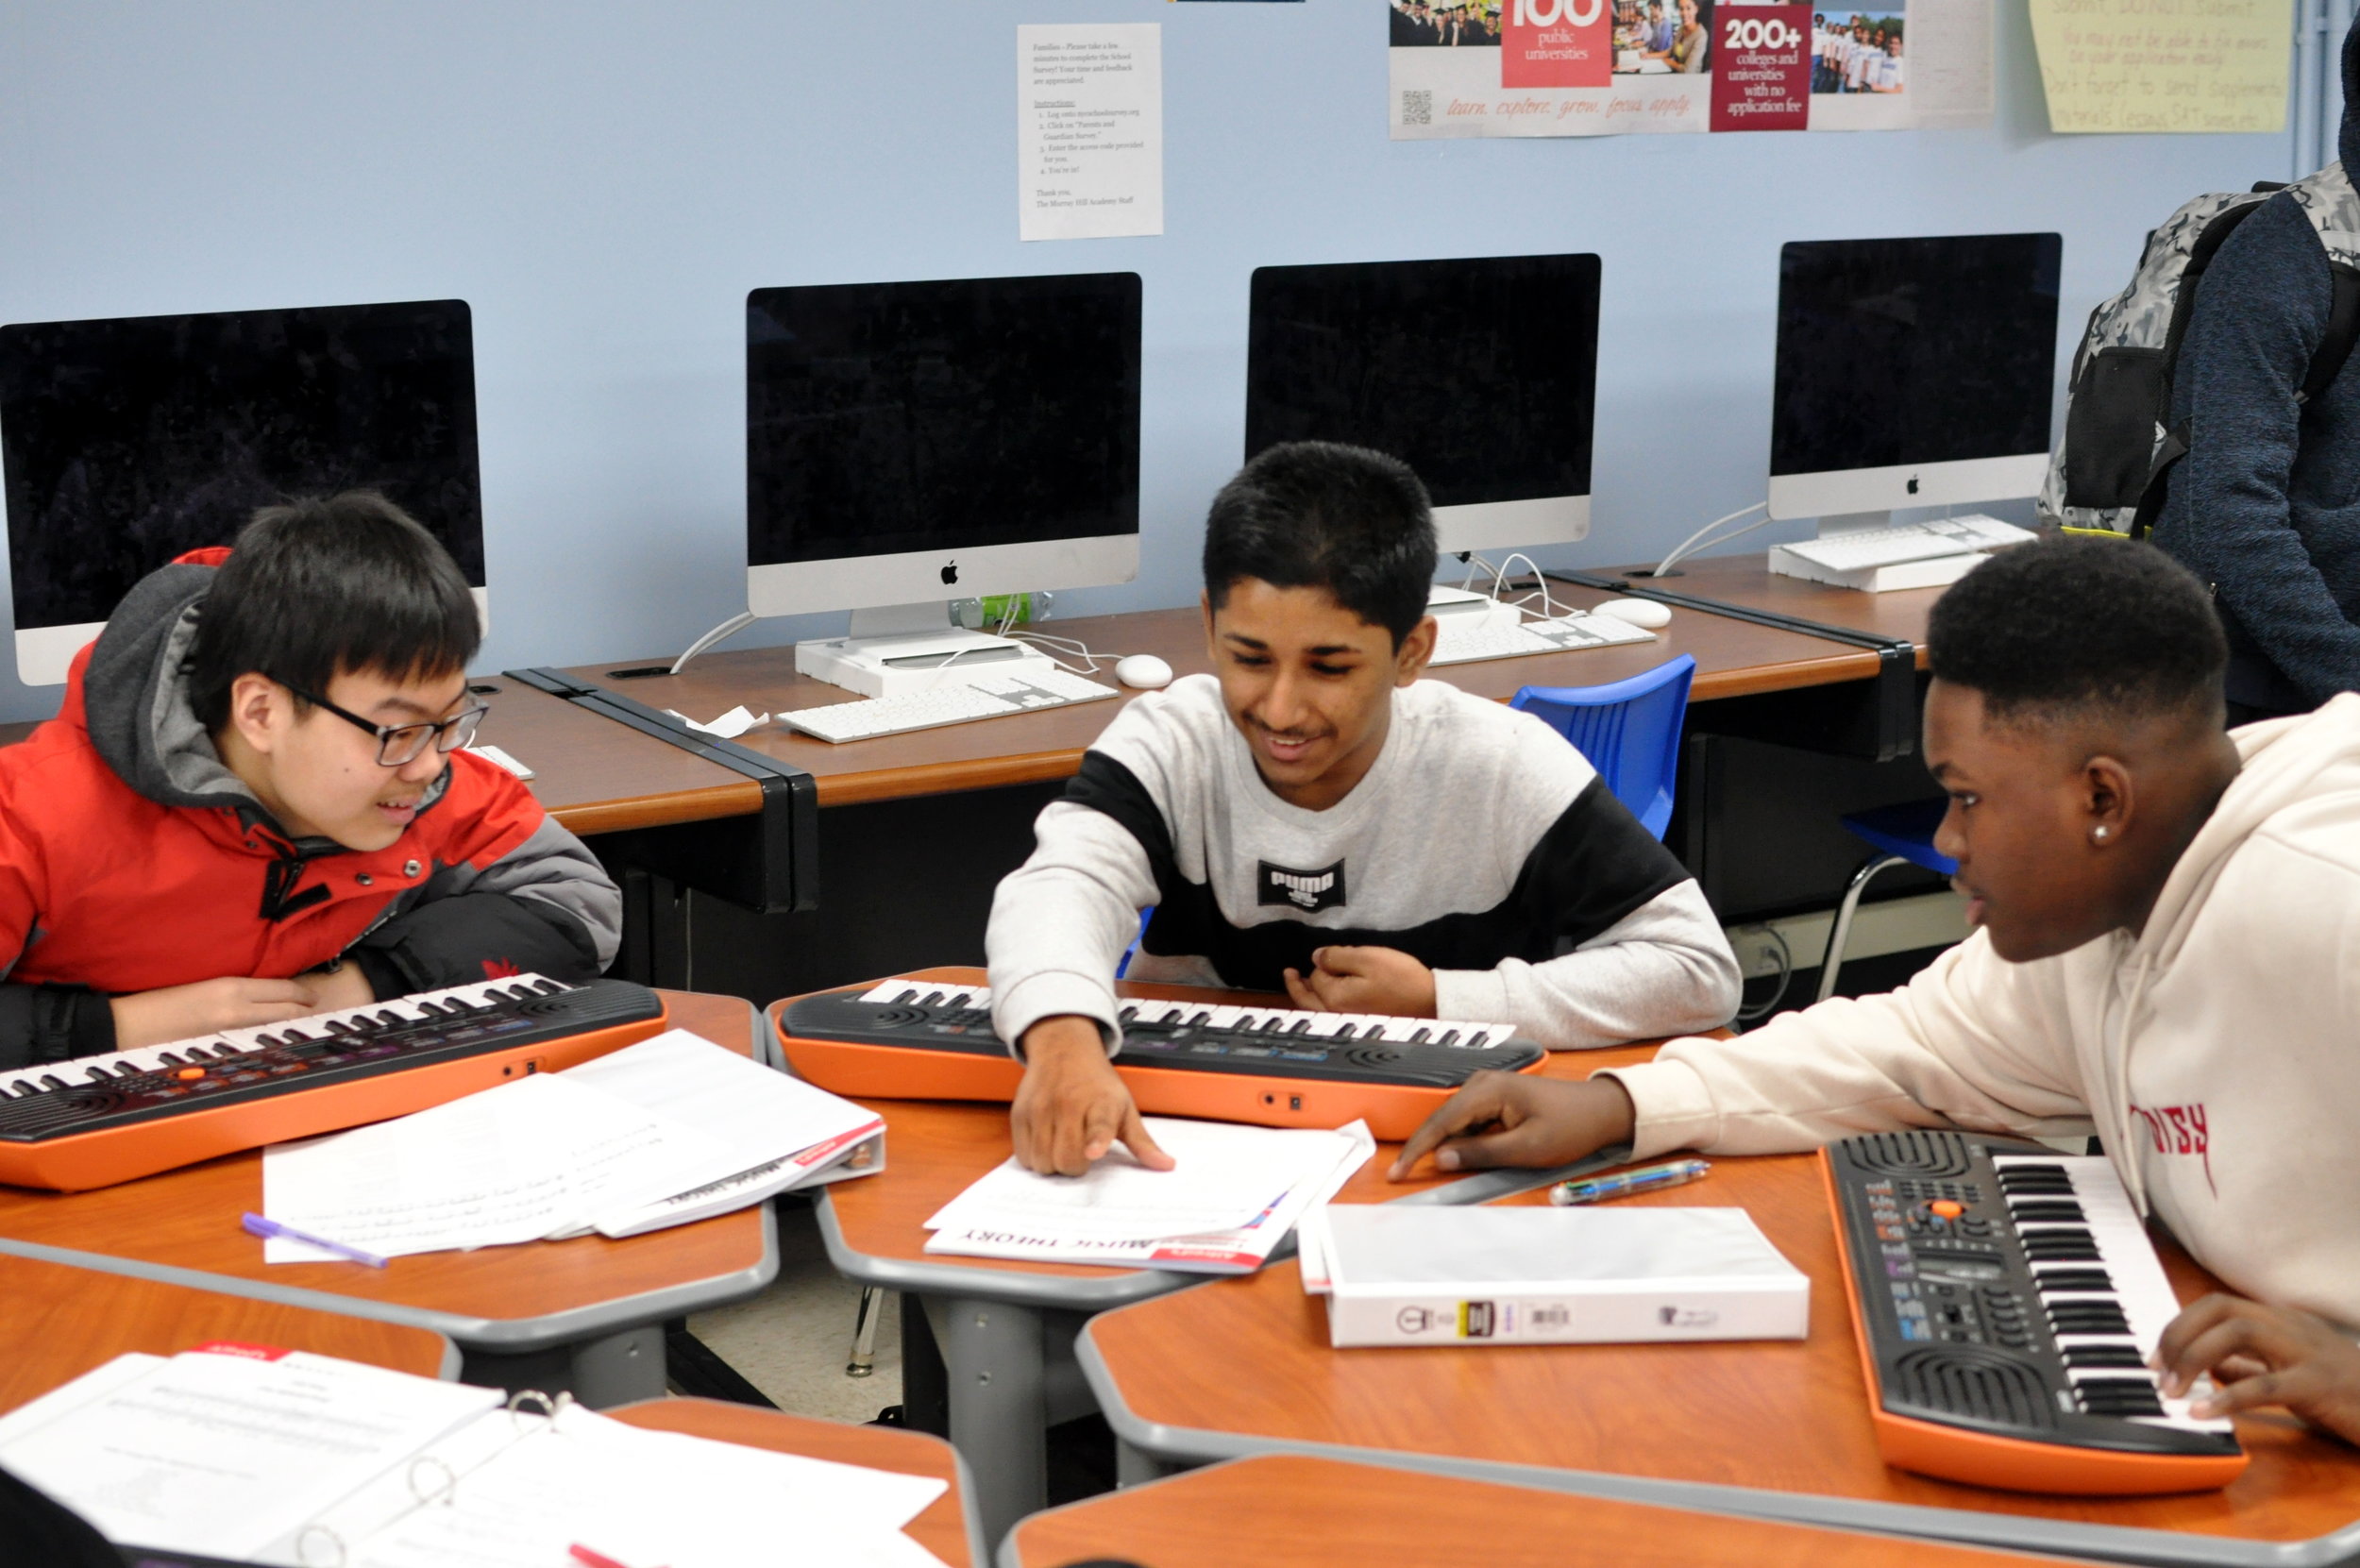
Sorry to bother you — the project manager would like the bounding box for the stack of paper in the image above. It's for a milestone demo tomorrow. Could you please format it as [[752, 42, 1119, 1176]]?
[[924, 1116, 1374, 1273], [0, 1346, 951, 1566], [260, 1030, 883, 1263], [1298, 1204, 1810, 1347]]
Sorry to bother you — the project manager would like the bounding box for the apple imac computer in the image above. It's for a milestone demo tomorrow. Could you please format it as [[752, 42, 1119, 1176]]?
[[0, 299, 486, 686], [1769, 233, 2062, 529], [737, 272, 1141, 697], [1244, 254, 1600, 579]]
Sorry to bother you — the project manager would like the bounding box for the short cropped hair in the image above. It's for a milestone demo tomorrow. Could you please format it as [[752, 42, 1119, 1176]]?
[[188, 491, 480, 732], [1203, 442, 1438, 648], [1927, 536, 2225, 725]]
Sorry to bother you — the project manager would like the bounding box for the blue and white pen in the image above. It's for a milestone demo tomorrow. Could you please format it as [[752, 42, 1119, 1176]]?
[[242, 1212, 389, 1268], [1548, 1158, 1711, 1206]]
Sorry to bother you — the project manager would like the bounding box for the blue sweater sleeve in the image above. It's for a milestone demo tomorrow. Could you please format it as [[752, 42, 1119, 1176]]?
[[2164, 196, 2360, 705]]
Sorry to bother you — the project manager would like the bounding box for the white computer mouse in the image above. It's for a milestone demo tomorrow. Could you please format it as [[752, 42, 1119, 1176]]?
[[1593, 597, 1673, 630], [1114, 653, 1174, 689]]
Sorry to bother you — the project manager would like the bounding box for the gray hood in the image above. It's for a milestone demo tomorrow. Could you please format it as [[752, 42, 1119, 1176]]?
[[2343, 15, 2359, 175], [78, 561, 270, 818]]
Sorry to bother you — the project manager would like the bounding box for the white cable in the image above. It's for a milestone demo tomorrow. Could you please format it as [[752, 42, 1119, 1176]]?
[[1650, 500, 1773, 579]]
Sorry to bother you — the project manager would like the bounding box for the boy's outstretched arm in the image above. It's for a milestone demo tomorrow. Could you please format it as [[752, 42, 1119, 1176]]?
[[1389, 1071, 1635, 1180]]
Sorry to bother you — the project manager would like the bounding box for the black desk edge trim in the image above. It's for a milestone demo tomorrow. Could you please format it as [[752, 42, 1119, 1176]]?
[[502, 667, 819, 913]]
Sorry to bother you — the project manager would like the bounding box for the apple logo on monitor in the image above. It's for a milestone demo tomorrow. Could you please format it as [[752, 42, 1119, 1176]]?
[[1907, 475, 1920, 494], [941, 561, 959, 585]]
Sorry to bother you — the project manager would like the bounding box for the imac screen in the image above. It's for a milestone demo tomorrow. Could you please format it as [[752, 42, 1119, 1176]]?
[[1771, 234, 2062, 477], [0, 299, 483, 632], [1244, 253, 1599, 508], [747, 272, 1142, 565]]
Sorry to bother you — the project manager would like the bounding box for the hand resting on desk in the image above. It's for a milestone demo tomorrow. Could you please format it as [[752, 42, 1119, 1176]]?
[[1012, 1016, 1176, 1176], [1388, 1071, 1636, 1181]]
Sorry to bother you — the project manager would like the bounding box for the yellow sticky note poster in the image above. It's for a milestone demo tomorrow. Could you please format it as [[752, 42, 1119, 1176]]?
[[2030, 0, 2292, 132]]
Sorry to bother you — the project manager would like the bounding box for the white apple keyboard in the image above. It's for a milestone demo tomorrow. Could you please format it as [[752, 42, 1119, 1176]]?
[[1776, 514, 2037, 573], [777, 666, 1120, 743], [1428, 610, 1657, 666]]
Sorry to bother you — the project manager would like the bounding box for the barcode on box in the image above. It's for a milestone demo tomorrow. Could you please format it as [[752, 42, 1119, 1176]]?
[[1528, 1306, 1571, 1329], [1402, 89, 1433, 126]]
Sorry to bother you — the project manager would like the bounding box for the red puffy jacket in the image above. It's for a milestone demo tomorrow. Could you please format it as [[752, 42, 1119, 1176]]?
[[0, 558, 620, 1067]]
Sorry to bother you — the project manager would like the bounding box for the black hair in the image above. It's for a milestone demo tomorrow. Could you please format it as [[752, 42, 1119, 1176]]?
[[1202, 442, 1438, 649], [187, 491, 480, 732], [1927, 536, 2226, 725]]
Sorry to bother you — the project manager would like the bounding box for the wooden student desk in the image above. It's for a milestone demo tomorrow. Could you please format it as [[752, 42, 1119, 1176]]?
[[611, 1396, 981, 1567], [0, 1251, 456, 1414], [1005, 1453, 2084, 1568], [1077, 1150, 2360, 1568], [796, 964, 1667, 1552], [0, 990, 777, 1409]]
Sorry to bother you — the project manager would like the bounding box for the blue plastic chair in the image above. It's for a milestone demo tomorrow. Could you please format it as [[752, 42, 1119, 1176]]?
[[1816, 798, 1957, 1003], [1509, 654, 1696, 841]]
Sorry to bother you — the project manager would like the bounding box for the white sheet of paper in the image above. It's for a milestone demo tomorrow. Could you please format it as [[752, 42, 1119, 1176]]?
[[666, 704, 769, 739], [260, 1072, 712, 1261], [0, 1349, 499, 1561], [924, 1117, 1355, 1236], [926, 1120, 1373, 1272], [1017, 23, 1162, 242], [336, 1404, 949, 1568]]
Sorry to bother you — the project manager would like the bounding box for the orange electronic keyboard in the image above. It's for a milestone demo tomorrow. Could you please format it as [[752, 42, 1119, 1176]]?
[[1825, 1130, 2246, 1495], [771, 977, 1545, 1139], [0, 975, 666, 1191]]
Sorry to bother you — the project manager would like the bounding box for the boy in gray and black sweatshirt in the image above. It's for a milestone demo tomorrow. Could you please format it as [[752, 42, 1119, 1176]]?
[[987, 441, 1741, 1174]]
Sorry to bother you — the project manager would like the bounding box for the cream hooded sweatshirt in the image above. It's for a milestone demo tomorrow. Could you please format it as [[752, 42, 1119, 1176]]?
[[1605, 694, 2360, 1327]]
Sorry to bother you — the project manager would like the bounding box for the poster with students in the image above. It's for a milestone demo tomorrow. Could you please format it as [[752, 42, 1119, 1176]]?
[[1389, 0, 1990, 137]]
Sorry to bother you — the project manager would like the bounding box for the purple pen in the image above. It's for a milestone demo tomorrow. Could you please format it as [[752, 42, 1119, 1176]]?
[[242, 1211, 389, 1268]]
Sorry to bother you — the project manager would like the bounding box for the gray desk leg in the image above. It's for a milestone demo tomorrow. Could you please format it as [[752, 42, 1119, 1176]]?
[[1115, 1437, 1172, 1488], [927, 1294, 1047, 1549], [457, 1324, 666, 1408]]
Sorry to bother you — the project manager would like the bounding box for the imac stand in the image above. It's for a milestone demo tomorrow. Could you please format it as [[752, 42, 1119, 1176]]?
[[796, 602, 1053, 698], [668, 602, 1057, 696]]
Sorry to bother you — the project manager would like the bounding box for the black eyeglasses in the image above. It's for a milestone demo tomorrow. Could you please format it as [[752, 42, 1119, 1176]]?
[[281, 683, 490, 767]]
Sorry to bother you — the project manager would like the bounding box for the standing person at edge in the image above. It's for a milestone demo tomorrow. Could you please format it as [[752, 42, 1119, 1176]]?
[[0, 491, 621, 1068], [986, 441, 1742, 1176], [2150, 17, 2360, 723], [1392, 538, 2360, 1446]]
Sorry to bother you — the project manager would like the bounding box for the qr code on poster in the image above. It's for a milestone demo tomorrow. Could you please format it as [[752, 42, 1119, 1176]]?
[[1402, 89, 1432, 126]]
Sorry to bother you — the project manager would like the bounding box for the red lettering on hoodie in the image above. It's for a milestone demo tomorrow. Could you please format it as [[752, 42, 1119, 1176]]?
[[2129, 1102, 2216, 1196]]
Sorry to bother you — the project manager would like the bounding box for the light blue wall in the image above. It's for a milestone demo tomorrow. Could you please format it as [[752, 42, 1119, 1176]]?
[[0, 0, 2298, 722]]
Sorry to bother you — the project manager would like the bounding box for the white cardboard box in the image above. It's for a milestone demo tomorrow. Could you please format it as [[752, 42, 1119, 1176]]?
[[1316, 1204, 1809, 1348]]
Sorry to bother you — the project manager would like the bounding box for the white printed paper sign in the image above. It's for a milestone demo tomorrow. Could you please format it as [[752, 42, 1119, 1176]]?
[[1389, 0, 1992, 137], [1019, 24, 1165, 240]]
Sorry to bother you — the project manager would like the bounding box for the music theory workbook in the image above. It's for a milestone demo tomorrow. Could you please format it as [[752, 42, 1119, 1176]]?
[[0, 1345, 951, 1567]]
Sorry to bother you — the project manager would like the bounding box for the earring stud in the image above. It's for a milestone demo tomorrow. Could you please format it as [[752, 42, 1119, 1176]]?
[[2092, 826, 2111, 841]]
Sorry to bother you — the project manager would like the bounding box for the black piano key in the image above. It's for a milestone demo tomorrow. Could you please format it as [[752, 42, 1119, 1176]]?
[[2064, 1344, 2149, 1368], [83, 1064, 114, 1081], [372, 1009, 406, 1027], [919, 991, 945, 1008], [2006, 1200, 2086, 1222], [1333, 1024, 1357, 1041], [2076, 1377, 2167, 1417], [1288, 1020, 1312, 1035], [38, 1075, 66, 1091], [890, 989, 918, 1004], [323, 1019, 354, 1036], [1408, 1028, 1431, 1044], [1117, 1005, 1138, 1022], [1436, 1031, 1459, 1047], [531, 978, 565, 995], [2034, 1269, 2116, 1294], [157, 1053, 184, 1067], [1258, 1017, 1287, 1033], [949, 993, 972, 1010], [2049, 1308, 2134, 1336], [1160, 1008, 1184, 1025], [1464, 1032, 1490, 1049], [1187, 1011, 1211, 1027]]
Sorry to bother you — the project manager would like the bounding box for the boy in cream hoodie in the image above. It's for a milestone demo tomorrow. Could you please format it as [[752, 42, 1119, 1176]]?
[[1393, 536, 2360, 1445]]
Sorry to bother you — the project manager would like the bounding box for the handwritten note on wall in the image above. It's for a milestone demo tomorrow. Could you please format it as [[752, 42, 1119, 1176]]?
[[1018, 24, 1164, 241], [2030, 0, 2291, 133]]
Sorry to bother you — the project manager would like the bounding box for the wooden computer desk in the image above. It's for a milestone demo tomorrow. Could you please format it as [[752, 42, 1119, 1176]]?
[[610, 1397, 980, 1567], [0, 990, 776, 1409], [1078, 1151, 2360, 1568], [1582, 549, 1944, 666], [565, 593, 1880, 809], [794, 964, 1667, 1551], [1006, 1453, 2085, 1568], [0, 1252, 456, 1413]]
